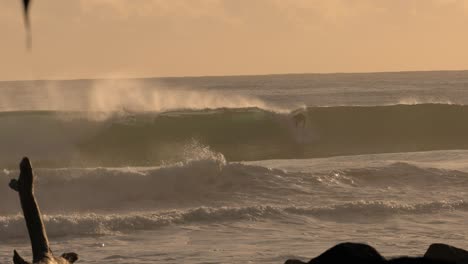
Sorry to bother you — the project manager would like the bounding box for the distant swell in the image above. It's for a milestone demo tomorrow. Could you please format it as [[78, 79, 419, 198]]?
[[2, 200, 466, 240], [2, 104, 468, 167]]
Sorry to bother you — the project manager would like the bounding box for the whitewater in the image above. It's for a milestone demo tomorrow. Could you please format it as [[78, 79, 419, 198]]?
[[1, 71, 468, 263]]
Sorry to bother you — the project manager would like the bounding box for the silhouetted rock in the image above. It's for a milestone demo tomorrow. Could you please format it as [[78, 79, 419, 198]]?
[[285, 260, 308, 264], [9, 157, 78, 264], [388, 256, 454, 263], [284, 243, 386, 264], [285, 242, 458, 264], [424, 243, 468, 264], [310, 243, 386, 264]]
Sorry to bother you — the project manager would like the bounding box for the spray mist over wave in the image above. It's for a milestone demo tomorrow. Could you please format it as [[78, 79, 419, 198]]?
[[0, 79, 286, 114], [397, 97, 455, 105], [2, 104, 468, 167]]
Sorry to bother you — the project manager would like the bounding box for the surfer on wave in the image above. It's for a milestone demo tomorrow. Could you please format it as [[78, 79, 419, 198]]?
[[292, 112, 306, 128]]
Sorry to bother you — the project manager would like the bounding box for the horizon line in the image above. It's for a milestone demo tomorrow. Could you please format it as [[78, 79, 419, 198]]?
[[1, 69, 468, 83]]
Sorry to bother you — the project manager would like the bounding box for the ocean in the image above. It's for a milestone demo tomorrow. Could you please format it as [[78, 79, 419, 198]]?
[[1, 71, 468, 263]]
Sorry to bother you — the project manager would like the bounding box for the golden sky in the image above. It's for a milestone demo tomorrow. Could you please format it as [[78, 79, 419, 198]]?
[[1, 0, 468, 80]]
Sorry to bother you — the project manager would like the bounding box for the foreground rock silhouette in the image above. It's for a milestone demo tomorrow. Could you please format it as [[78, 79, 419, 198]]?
[[424, 244, 468, 264], [285, 242, 468, 264], [9, 157, 78, 264]]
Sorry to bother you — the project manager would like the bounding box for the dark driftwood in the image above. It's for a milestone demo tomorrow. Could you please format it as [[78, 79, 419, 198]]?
[[9, 157, 78, 264], [284, 242, 459, 264]]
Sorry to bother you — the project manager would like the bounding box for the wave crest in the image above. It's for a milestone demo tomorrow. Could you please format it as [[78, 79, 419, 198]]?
[[3, 104, 468, 167], [2, 200, 466, 240]]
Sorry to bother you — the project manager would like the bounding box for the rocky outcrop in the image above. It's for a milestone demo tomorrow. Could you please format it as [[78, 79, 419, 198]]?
[[285, 242, 459, 264], [424, 243, 468, 264], [285, 243, 386, 264], [9, 157, 78, 264], [309, 243, 386, 264]]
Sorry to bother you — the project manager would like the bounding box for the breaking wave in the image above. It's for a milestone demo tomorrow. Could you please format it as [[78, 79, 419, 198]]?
[[2, 154, 468, 214], [0, 150, 301, 214], [2, 104, 468, 167], [2, 200, 467, 240], [3, 152, 468, 240]]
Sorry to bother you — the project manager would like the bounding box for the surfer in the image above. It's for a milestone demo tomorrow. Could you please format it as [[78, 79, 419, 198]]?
[[293, 112, 306, 128]]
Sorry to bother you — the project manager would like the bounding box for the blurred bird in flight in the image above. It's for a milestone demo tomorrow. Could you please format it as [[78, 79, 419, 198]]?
[[22, 0, 32, 49]]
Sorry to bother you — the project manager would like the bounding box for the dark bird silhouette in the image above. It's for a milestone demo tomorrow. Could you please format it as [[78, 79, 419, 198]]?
[[22, 0, 32, 50], [22, 0, 31, 29]]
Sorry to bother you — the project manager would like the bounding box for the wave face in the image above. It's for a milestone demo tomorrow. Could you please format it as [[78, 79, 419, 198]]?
[[2, 156, 468, 213], [2, 200, 467, 240], [2, 152, 468, 239], [2, 157, 468, 214], [1, 104, 468, 167]]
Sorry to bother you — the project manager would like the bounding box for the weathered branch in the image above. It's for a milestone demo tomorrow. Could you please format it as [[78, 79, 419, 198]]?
[[13, 250, 30, 264], [10, 157, 51, 262], [10, 157, 78, 264]]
